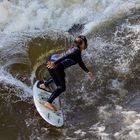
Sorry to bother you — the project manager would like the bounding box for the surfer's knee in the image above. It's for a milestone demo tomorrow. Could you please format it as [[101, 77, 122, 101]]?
[[57, 85, 66, 92]]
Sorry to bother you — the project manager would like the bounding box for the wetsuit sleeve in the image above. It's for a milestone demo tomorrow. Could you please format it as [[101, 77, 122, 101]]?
[[78, 57, 89, 73]]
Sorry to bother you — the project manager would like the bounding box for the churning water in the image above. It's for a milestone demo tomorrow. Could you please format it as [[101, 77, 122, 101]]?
[[0, 0, 140, 140]]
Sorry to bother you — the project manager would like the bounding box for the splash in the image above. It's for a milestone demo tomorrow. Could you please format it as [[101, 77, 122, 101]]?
[[0, 68, 32, 98]]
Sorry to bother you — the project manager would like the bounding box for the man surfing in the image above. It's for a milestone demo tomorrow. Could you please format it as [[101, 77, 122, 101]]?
[[37, 35, 94, 111]]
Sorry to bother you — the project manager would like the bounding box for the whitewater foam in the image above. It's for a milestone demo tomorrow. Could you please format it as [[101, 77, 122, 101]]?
[[0, 68, 32, 99]]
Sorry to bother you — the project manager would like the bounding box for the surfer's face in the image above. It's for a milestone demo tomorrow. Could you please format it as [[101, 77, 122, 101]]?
[[75, 37, 88, 50], [80, 40, 87, 50]]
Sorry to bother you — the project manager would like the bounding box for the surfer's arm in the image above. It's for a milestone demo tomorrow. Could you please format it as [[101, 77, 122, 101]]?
[[78, 59, 94, 81], [78, 58, 89, 73]]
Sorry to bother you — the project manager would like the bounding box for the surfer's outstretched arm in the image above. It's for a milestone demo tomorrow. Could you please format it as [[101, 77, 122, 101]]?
[[78, 55, 94, 81]]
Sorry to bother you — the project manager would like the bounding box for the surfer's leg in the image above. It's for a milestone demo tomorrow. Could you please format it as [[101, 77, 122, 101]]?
[[42, 64, 65, 111], [47, 82, 66, 103], [39, 77, 53, 91], [44, 77, 53, 86], [45, 81, 65, 111], [47, 66, 66, 103]]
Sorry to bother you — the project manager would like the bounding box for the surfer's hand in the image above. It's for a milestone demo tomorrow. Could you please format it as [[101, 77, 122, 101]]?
[[87, 72, 94, 81], [47, 61, 55, 69]]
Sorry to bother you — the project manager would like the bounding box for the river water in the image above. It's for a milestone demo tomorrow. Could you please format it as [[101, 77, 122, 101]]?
[[0, 0, 140, 140]]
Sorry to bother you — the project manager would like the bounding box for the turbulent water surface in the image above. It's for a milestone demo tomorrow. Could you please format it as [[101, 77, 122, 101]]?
[[0, 0, 140, 140]]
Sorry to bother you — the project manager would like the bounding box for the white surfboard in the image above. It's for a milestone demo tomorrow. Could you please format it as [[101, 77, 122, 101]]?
[[33, 81, 64, 127]]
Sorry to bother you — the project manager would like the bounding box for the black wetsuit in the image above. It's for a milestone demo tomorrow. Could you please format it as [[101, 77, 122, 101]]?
[[45, 44, 89, 103]]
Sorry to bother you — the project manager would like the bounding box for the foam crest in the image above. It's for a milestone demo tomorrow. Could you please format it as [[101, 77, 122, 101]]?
[[1, 0, 139, 33], [83, 0, 140, 35]]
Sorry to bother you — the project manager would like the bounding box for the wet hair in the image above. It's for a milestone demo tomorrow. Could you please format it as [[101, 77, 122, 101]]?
[[74, 35, 88, 46]]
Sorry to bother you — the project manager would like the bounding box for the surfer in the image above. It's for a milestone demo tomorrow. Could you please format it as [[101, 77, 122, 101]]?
[[38, 35, 94, 111]]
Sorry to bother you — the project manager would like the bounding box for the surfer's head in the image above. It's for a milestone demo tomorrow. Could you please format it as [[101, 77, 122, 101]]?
[[74, 35, 88, 50]]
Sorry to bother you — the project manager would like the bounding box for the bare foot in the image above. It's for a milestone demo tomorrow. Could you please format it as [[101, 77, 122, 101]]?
[[44, 102, 57, 112], [39, 83, 50, 91]]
